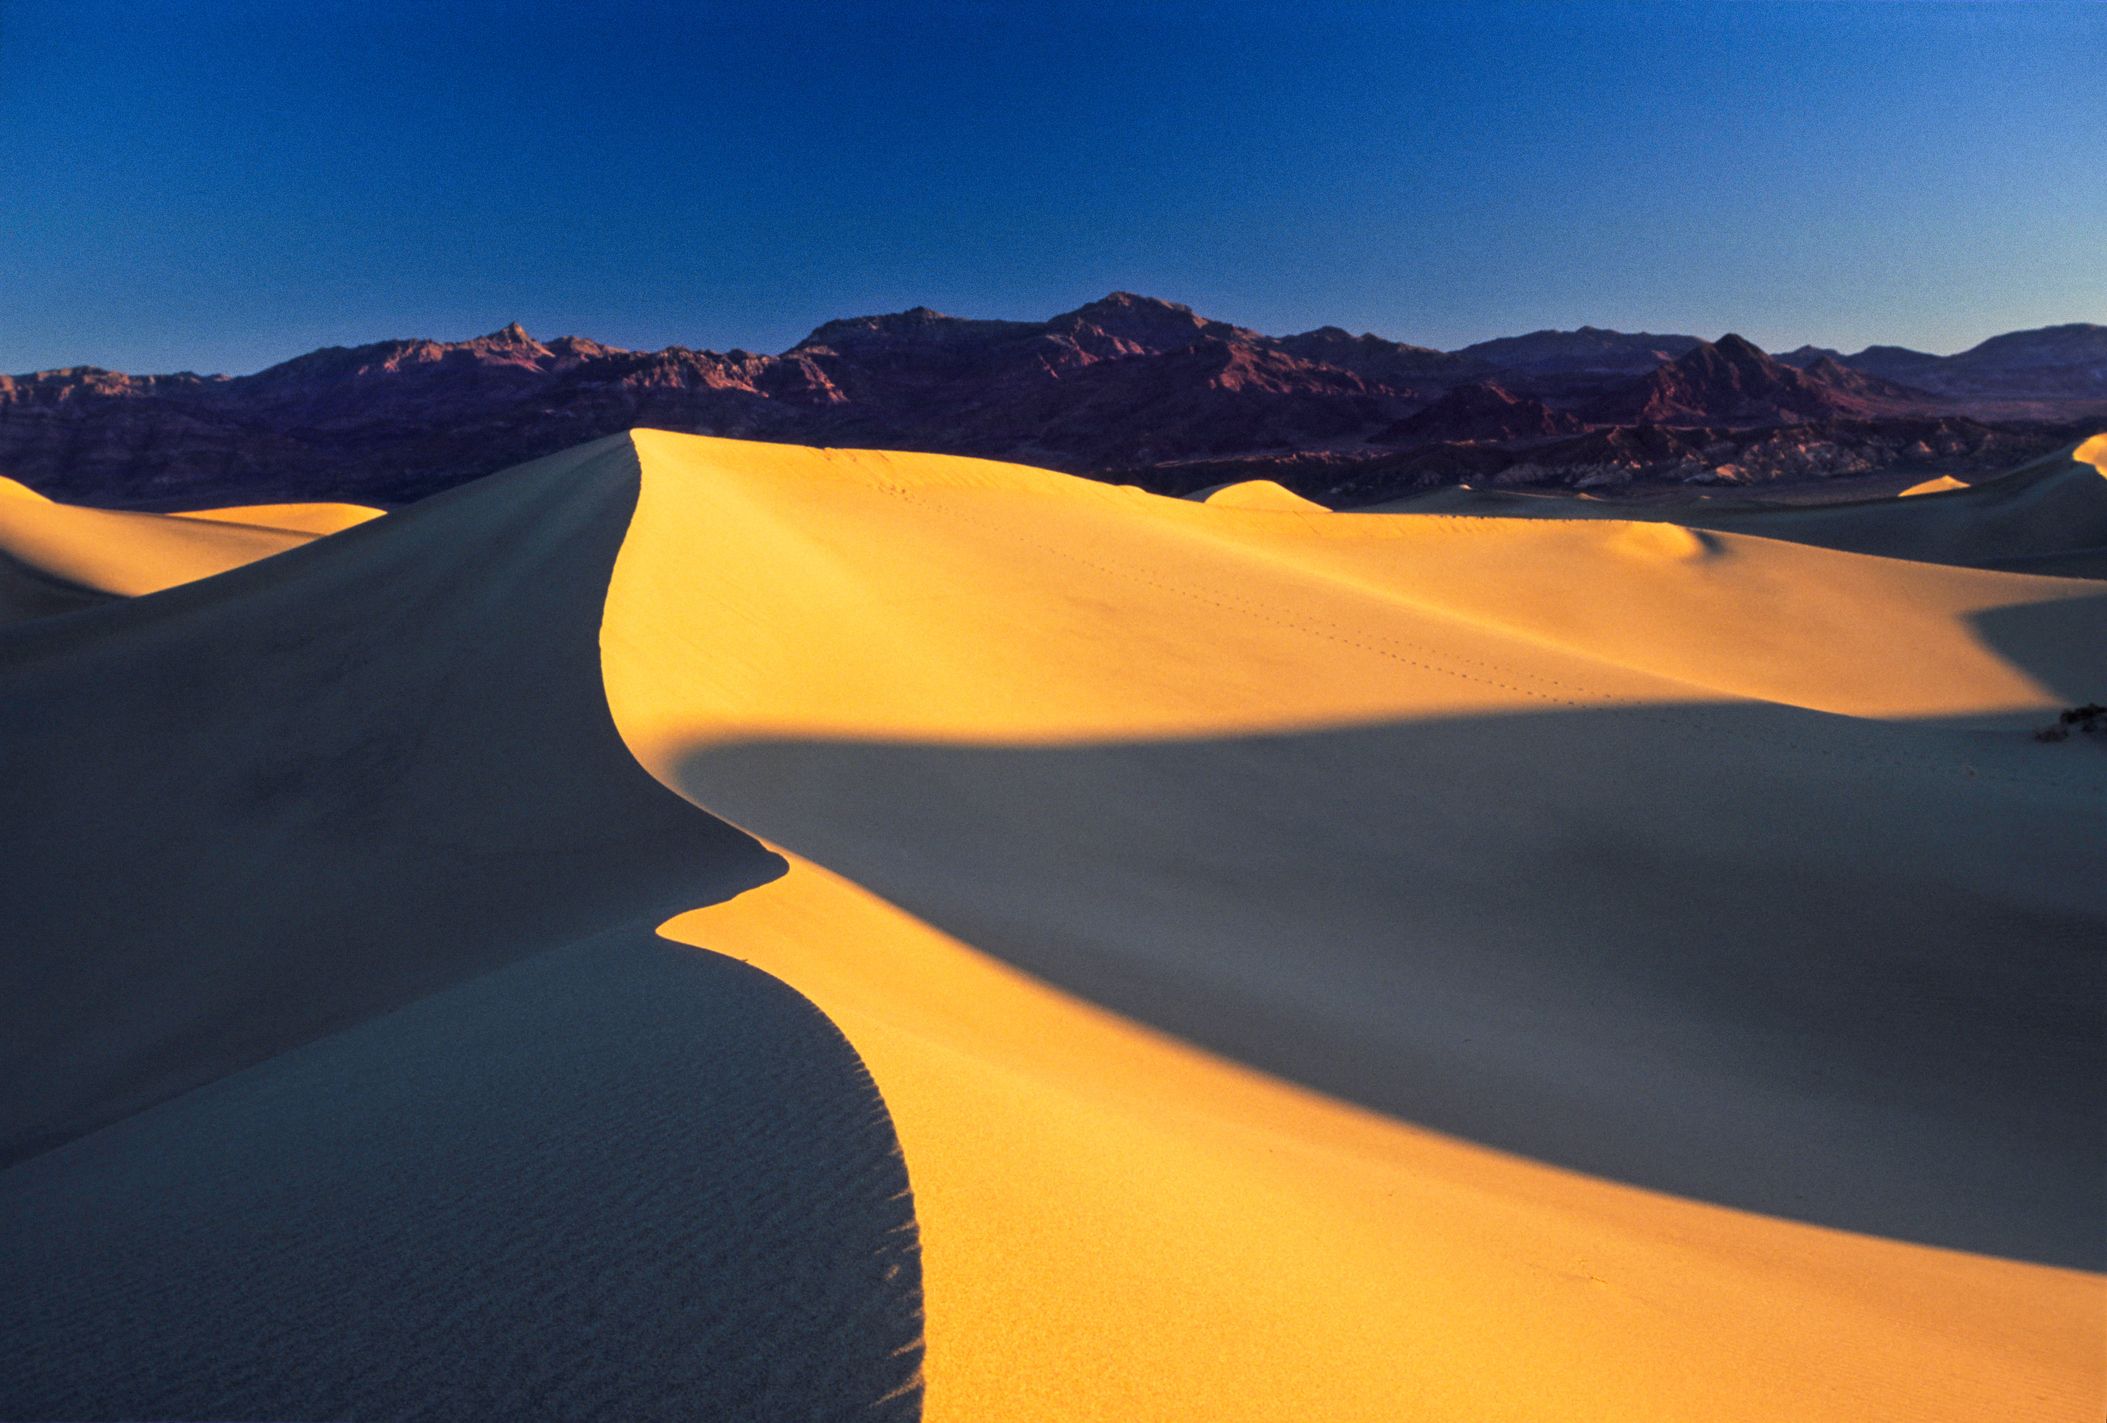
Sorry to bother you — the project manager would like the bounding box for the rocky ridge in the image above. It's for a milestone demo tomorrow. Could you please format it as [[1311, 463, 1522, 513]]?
[[3, 295, 2099, 508]]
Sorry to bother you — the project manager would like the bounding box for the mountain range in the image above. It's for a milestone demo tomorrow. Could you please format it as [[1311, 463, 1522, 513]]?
[[3, 293, 2100, 508]]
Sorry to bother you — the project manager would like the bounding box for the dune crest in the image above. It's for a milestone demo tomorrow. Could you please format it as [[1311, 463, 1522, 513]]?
[[169, 500, 385, 535], [662, 852, 2099, 1423]]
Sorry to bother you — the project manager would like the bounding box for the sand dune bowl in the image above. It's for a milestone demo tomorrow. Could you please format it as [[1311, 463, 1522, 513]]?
[[2, 431, 2102, 1419]]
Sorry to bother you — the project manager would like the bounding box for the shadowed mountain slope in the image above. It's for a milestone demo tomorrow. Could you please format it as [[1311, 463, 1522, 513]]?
[[1381, 379, 1580, 442], [1808, 323, 2107, 404], [1452, 324, 1704, 374], [1589, 334, 1933, 424]]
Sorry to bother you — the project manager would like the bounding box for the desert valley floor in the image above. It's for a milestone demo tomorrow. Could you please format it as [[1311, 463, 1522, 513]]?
[[1, 430, 2103, 1420]]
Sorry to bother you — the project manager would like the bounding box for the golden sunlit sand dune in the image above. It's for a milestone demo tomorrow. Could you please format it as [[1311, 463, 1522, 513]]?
[[1192, 477, 1332, 513], [0, 474, 334, 623], [599, 430, 2104, 1421], [2, 430, 2101, 1420], [1900, 473, 1970, 497]]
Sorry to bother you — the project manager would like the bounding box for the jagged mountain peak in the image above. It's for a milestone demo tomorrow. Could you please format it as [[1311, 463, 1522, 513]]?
[[1074, 291, 1195, 317], [1708, 333, 1768, 360]]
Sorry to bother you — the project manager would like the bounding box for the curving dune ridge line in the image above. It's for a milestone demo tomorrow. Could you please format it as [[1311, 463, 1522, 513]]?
[[168, 499, 386, 535], [604, 430, 2106, 1422], [0, 440, 923, 1420]]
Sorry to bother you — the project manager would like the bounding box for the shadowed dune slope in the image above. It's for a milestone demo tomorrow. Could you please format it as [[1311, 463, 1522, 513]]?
[[601, 430, 2106, 1422], [1, 929, 923, 1422], [0, 549, 112, 624], [674, 713, 2103, 1262], [0, 437, 789, 1162], [0, 435, 925, 1418]]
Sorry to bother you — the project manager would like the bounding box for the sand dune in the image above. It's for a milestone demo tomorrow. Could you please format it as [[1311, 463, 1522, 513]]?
[[600, 431, 2105, 1420], [3, 429, 2101, 1420], [1, 439, 788, 1160], [1193, 477, 1332, 513], [0, 473, 325, 615]]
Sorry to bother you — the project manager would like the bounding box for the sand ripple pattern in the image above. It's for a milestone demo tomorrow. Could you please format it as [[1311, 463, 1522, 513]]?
[[0, 929, 924, 1421]]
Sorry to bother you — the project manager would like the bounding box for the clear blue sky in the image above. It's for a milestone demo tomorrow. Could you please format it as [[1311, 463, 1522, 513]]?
[[3, 0, 2101, 374]]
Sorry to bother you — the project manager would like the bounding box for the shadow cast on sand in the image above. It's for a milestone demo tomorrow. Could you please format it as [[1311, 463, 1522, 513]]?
[[673, 700, 2106, 1271], [1967, 588, 2107, 712]]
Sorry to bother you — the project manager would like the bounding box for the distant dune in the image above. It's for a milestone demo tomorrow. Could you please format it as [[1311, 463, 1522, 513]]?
[[2, 429, 2101, 1420], [0, 473, 326, 617], [1193, 477, 1331, 513], [1900, 473, 1970, 497]]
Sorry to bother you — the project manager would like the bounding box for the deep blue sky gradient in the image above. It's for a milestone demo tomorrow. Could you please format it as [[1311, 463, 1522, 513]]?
[[3, 0, 2101, 374]]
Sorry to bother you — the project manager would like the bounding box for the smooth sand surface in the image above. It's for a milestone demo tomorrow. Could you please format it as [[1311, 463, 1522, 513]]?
[[0, 483, 379, 625], [601, 430, 2105, 1421]]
